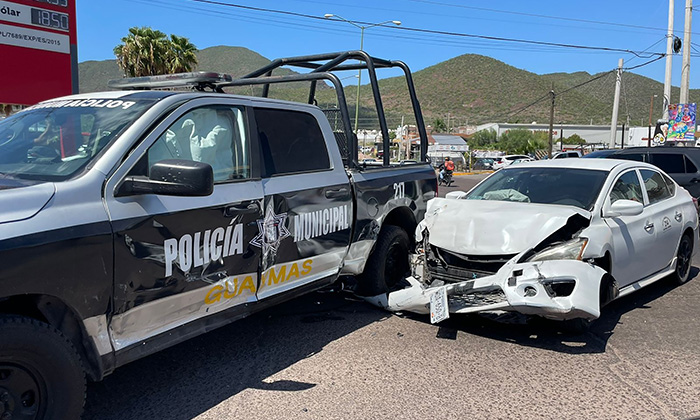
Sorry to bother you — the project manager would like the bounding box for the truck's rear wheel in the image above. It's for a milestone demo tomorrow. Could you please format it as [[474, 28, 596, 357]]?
[[356, 225, 411, 296], [0, 316, 85, 420]]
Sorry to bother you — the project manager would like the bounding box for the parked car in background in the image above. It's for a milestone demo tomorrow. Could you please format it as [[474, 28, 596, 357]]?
[[473, 157, 495, 170], [376, 159, 698, 331], [552, 150, 582, 159], [493, 154, 532, 170], [582, 149, 618, 159], [511, 157, 534, 165], [608, 147, 700, 198], [361, 158, 382, 165]]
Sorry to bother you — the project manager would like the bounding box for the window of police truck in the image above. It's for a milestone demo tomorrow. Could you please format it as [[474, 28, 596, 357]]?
[[0, 99, 154, 182], [465, 167, 609, 210]]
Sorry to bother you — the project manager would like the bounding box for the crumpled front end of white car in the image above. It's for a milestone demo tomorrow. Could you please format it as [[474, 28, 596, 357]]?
[[365, 198, 611, 322], [408, 256, 607, 321]]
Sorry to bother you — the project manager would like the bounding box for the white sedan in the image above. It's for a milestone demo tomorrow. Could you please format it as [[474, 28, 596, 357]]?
[[492, 154, 534, 170], [371, 159, 698, 328]]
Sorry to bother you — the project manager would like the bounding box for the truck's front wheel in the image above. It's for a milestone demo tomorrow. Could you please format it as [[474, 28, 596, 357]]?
[[0, 316, 86, 419], [357, 225, 411, 296]]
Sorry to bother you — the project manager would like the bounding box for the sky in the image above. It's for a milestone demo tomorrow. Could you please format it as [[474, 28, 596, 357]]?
[[77, 0, 700, 90]]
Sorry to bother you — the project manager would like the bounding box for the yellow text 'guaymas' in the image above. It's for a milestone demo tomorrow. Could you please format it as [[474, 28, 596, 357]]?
[[204, 259, 313, 304]]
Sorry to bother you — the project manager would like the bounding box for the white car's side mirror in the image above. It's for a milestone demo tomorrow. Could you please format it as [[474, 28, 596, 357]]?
[[606, 199, 644, 217], [444, 191, 468, 200]]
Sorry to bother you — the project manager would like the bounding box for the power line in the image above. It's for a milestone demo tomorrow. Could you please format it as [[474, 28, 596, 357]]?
[[494, 93, 552, 121], [622, 54, 667, 71], [126, 0, 604, 56], [392, 26, 661, 58], [289, 0, 667, 38], [558, 71, 616, 97], [184, 0, 665, 58], [406, 0, 700, 37], [625, 37, 668, 66]]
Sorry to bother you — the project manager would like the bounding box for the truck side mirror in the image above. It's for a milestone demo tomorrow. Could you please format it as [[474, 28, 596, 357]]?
[[116, 159, 214, 197]]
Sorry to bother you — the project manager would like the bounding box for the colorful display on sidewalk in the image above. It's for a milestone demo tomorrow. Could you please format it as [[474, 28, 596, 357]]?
[[667, 103, 696, 142]]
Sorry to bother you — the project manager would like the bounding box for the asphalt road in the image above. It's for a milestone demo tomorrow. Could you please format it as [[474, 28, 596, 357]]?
[[438, 172, 489, 197], [83, 174, 700, 419]]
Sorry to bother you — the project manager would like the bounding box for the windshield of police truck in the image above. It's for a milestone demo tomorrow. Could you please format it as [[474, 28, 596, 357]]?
[[0, 98, 154, 182]]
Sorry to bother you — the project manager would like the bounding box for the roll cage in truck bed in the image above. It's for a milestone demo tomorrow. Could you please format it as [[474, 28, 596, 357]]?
[[216, 51, 428, 169]]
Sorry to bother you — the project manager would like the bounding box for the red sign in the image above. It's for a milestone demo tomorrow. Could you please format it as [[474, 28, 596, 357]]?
[[0, 0, 77, 106]]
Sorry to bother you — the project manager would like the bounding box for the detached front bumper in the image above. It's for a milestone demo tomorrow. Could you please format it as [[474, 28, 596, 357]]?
[[366, 259, 608, 322]]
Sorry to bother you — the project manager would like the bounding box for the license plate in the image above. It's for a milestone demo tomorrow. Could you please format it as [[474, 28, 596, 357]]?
[[430, 287, 449, 324]]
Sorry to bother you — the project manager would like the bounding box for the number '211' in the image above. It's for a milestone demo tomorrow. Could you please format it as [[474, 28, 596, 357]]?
[[393, 182, 405, 200]]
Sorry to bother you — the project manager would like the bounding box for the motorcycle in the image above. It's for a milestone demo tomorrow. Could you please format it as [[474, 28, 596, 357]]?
[[439, 169, 453, 187]]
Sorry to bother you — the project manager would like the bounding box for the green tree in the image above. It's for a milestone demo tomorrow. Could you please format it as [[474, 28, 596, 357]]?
[[168, 34, 198, 73], [497, 129, 546, 154], [469, 128, 497, 148], [432, 117, 447, 133], [114, 27, 198, 77], [565, 133, 586, 145]]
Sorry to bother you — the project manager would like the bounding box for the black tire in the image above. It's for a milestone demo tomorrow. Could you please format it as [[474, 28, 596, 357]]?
[[356, 225, 411, 296], [0, 316, 86, 420], [673, 233, 694, 285]]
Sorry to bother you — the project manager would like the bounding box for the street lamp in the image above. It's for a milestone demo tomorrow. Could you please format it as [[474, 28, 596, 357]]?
[[324, 14, 401, 134]]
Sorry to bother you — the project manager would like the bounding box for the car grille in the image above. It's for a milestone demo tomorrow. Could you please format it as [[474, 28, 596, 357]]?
[[425, 245, 514, 283], [449, 288, 507, 308]]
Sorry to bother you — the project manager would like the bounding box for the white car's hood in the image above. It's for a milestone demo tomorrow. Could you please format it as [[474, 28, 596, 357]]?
[[418, 198, 591, 255]]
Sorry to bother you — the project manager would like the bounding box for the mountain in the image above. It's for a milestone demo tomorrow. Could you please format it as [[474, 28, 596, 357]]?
[[360, 53, 700, 127], [79, 45, 299, 93], [78, 46, 700, 126], [78, 59, 123, 93]]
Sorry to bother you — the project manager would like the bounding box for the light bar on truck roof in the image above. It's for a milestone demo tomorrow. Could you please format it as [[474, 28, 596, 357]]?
[[107, 72, 233, 90]]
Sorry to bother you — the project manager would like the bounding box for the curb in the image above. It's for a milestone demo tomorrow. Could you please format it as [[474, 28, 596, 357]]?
[[453, 171, 494, 176]]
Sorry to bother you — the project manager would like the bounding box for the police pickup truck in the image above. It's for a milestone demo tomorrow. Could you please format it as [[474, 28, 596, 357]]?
[[0, 51, 436, 418]]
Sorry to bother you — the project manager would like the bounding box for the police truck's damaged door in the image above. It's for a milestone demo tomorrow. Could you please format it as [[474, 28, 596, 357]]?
[[253, 106, 353, 300], [104, 101, 264, 352]]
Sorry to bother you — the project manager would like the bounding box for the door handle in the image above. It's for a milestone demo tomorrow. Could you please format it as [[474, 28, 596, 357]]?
[[325, 188, 349, 199], [691, 178, 700, 184], [675, 212, 683, 222], [225, 201, 260, 216], [644, 222, 654, 232]]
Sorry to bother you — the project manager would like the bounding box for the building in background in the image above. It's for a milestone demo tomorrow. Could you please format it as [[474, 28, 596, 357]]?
[[476, 122, 656, 149]]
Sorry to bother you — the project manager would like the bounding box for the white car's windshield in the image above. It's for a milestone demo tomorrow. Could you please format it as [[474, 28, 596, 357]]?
[[466, 167, 608, 210], [0, 98, 154, 182]]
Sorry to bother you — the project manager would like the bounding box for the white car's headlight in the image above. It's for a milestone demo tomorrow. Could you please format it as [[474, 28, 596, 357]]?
[[527, 238, 588, 262]]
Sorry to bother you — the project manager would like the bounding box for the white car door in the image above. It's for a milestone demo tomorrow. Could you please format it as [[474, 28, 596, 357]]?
[[639, 168, 684, 273], [604, 169, 658, 287]]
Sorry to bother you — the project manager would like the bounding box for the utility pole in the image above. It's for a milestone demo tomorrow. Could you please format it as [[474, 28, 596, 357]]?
[[610, 58, 623, 148], [663, 0, 675, 120], [648, 94, 657, 146], [559, 122, 564, 152], [621, 123, 626, 149], [680, 0, 692, 104], [548, 85, 555, 158]]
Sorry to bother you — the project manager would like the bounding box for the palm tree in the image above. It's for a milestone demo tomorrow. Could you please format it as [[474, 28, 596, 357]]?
[[168, 35, 198, 73], [114, 27, 178, 77]]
